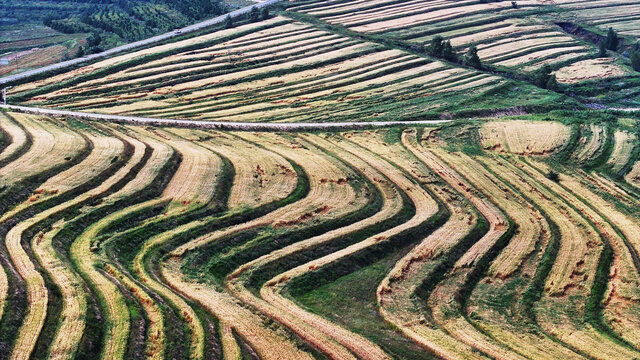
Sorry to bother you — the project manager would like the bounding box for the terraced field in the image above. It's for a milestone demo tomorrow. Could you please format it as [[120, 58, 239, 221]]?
[[2, 0, 640, 359], [0, 108, 639, 359], [6, 8, 571, 123], [289, 0, 594, 71]]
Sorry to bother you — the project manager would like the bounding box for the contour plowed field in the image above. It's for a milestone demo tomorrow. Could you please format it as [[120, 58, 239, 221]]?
[[0, 111, 639, 360]]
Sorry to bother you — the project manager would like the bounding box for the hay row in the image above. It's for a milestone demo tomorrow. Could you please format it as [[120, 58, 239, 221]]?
[[171, 129, 297, 209], [33, 221, 87, 360], [607, 130, 636, 174], [226, 133, 409, 360], [482, 156, 640, 359], [161, 258, 316, 360], [171, 131, 360, 256], [11, 16, 290, 94], [6, 139, 133, 360], [575, 124, 606, 162], [0, 114, 86, 192], [0, 113, 29, 164], [257, 132, 440, 360]]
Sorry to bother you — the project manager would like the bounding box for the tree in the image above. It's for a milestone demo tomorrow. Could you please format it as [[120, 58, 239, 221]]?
[[464, 45, 482, 69], [249, 7, 260, 22], [605, 27, 618, 51], [598, 40, 607, 57], [442, 40, 455, 60], [511, 1, 518, 8], [224, 15, 233, 28], [261, 7, 270, 20], [547, 171, 559, 182], [429, 35, 445, 56], [546, 73, 558, 91]]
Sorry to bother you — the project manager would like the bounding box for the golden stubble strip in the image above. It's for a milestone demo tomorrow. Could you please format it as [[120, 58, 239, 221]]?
[[402, 131, 527, 360], [0, 112, 30, 322], [256, 132, 442, 360], [0, 115, 84, 360], [122, 127, 300, 359], [109, 128, 228, 360], [105, 263, 165, 360], [13, 16, 289, 95], [90, 127, 222, 359], [68, 123, 221, 360], [77, 24, 318, 87], [0, 263, 6, 322], [430, 149, 586, 360], [0, 113, 29, 164], [345, 1, 540, 32], [0, 113, 85, 191], [523, 160, 640, 348], [126, 127, 223, 207], [33, 221, 87, 360], [607, 130, 636, 174], [482, 155, 640, 359], [170, 131, 359, 256], [161, 260, 315, 360], [163, 132, 364, 358], [354, 130, 481, 360], [225, 133, 407, 360], [67, 130, 180, 360], [575, 124, 606, 162], [68, 33, 344, 95], [32, 131, 147, 360], [169, 129, 297, 209], [4, 130, 125, 219], [7, 127, 133, 360], [625, 160, 640, 189]]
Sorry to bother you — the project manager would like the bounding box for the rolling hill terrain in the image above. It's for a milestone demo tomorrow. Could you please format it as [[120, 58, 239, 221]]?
[[0, 0, 640, 359]]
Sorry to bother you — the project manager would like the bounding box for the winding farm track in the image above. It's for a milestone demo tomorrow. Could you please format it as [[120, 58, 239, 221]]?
[[0, 104, 451, 130]]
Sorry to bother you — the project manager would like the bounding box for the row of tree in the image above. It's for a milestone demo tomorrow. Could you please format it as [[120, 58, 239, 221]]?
[[426, 36, 482, 69], [224, 6, 270, 28], [426, 25, 636, 94]]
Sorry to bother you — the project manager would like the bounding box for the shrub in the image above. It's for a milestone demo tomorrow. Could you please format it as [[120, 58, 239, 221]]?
[[249, 7, 260, 22], [87, 32, 102, 47], [605, 27, 619, 51], [224, 15, 233, 28], [442, 40, 456, 60], [464, 45, 482, 69], [546, 74, 558, 91], [547, 171, 560, 182], [511, 1, 518, 8], [598, 41, 607, 57], [429, 35, 445, 56]]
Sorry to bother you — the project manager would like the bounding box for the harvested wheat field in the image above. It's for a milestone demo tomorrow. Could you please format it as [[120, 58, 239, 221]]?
[[0, 110, 638, 360], [1, 0, 640, 359]]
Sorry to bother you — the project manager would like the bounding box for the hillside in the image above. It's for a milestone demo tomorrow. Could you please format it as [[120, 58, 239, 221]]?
[[1, 0, 640, 359], [0, 111, 639, 359], [0, 0, 250, 77], [5, 0, 640, 115]]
